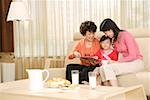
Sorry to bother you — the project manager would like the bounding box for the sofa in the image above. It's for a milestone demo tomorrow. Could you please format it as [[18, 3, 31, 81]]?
[[47, 28, 150, 96]]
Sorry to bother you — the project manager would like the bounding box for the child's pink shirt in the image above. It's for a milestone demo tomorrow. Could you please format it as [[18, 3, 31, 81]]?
[[114, 31, 143, 62]]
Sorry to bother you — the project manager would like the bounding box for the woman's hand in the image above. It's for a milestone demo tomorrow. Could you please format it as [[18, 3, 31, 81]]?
[[108, 60, 117, 64], [68, 52, 75, 59], [68, 51, 81, 59]]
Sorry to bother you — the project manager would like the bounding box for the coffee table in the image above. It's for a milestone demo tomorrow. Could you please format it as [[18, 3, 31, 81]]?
[[0, 80, 147, 100]]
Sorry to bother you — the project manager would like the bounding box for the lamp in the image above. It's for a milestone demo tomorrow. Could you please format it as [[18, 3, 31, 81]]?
[[6, 1, 30, 59], [7, 1, 30, 21]]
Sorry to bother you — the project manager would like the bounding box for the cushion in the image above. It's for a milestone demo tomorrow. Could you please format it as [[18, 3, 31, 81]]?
[[117, 73, 140, 87]]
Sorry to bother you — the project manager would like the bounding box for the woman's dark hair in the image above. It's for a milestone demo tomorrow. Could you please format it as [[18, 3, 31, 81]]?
[[100, 18, 123, 42], [100, 35, 112, 43], [80, 21, 97, 36]]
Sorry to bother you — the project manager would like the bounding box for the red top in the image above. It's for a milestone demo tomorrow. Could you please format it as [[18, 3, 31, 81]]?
[[95, 49, 118, 61]]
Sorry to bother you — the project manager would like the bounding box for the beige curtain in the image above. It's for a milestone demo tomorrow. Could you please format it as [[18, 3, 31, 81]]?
[[120, 0, 150, 28], [13, 0, 150, 79], [13, 0, 49, 79]]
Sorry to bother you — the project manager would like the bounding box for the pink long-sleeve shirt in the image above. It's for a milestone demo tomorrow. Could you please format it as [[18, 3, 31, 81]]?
[[114, 31, 143, 62]]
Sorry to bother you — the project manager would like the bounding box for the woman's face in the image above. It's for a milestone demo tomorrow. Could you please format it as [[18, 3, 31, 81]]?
[[104, 29, 114, 38], [84, 31, 95, 42], [100, 39, 111, 50]]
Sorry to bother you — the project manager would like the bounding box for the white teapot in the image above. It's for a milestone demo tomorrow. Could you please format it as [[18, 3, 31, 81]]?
[[26, 69, 49, 91]]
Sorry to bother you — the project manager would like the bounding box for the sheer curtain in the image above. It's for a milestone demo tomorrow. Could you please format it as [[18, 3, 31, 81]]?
[[46, 0, 121, 57], [120, 0, 150, 28], [14, 0, 48, 79], [13, 0, 150, 79]]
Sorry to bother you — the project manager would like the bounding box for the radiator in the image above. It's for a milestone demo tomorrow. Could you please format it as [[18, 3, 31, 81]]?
[[0, 63, 15, 83]]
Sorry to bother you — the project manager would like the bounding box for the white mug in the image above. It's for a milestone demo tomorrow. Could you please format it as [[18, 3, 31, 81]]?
[[26, 69, 49, 91]]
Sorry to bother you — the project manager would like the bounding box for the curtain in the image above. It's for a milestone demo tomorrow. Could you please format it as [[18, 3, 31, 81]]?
[[120, 0, 150, 28], [13, 0, 150, 79]]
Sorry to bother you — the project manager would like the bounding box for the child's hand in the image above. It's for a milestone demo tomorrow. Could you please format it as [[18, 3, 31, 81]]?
[[108, 60, 117, 64], [92, 56, 98, 59]]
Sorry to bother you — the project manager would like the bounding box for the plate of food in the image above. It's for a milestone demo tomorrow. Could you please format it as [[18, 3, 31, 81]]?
[[80, 56, 98, 64], [45, 78, 79, 90]]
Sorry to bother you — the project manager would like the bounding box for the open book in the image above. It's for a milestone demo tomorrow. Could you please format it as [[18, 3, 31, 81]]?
[[80, 56, 98, 64]]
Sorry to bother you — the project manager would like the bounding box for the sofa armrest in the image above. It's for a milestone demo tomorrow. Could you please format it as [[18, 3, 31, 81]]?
[[136, 71, 150, 95], [117, 73, 140, 87], [47, 68, 66, 79]]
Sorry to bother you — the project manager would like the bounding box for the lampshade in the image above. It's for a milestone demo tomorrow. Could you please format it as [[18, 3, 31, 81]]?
[[7, 1, 30, 21]]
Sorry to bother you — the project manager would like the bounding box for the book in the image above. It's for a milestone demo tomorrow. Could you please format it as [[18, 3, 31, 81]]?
[[80, 56, 97, 64]]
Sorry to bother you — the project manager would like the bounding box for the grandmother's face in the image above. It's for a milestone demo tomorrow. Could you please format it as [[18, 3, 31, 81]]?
[[85, 31, 95, 42], [104, 29, 114, 38]]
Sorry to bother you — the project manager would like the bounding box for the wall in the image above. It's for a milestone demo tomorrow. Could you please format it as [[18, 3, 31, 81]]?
[[0, 0, 2, 52], [0, 0, 14, 52]]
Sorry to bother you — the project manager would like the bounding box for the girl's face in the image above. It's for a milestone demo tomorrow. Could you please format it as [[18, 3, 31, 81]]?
[[104, 29, 114, 38], [100, 39, 111, 50], [85, 31, 95, 42]]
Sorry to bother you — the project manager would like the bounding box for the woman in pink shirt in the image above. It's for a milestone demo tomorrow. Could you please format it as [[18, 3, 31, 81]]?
[[99, 18, 144, 86]]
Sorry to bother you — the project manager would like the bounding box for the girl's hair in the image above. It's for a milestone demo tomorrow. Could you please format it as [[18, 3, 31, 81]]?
[[100, 18, 123, 42], [80, 21, 97, 36], [100, 35, 112, 43]]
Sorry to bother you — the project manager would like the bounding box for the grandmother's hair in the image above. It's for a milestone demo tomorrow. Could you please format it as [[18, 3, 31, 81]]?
[[80, 21, 97, 36]]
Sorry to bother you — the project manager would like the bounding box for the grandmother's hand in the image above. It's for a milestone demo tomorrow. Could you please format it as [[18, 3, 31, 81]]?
[[73, 51, 81, 58]]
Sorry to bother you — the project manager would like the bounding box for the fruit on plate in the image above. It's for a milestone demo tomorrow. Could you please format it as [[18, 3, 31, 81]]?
[[46, 78, 71, 88]]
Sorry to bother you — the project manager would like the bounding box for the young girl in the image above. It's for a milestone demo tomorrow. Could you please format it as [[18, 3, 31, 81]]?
[[93, 35, 118, 86]]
